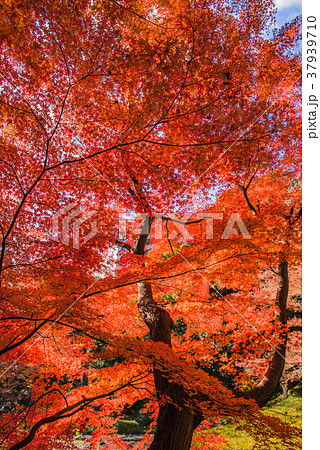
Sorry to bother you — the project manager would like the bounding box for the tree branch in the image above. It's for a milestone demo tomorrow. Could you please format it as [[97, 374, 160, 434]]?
[[0, 320, 48, 356], [238, 184, 258, 216], [8, 379, 140, 450]]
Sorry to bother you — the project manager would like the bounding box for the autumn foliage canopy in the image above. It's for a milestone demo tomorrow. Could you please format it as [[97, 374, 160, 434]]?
[[0, 0, 301, 449]]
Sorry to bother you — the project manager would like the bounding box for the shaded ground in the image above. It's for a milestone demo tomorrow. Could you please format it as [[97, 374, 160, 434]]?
[[73, 387, 301, 449], [73, 434, 147, 449]]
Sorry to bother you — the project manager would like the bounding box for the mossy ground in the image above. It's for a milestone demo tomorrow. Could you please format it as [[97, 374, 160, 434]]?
[[193, 387, 302, 449]]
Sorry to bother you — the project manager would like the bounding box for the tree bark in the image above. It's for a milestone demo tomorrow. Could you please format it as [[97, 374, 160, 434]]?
[[148, 401, 195, 450], [131, 216, 200, 449], [137, 280, 200, 450]]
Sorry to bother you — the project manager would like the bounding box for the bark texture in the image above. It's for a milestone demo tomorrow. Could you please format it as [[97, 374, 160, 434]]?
[[137, 280, 200, 450], [132, 217, 200, 449]]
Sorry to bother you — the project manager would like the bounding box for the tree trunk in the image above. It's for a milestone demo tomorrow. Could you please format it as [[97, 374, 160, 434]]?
[[137, 280, 199, 450], [148, 400, 195, 450], [130, 216, 200, 449], [236, 259, 289, 407]]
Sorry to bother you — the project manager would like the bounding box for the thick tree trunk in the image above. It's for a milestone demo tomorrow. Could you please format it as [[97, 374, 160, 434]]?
[[137, 280, 199, 450], [148, 401, 195, 450], [131, 216, 200, 449]]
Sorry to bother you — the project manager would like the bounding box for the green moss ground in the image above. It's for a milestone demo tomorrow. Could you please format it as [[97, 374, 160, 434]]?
[[194, 387, 302, 449]]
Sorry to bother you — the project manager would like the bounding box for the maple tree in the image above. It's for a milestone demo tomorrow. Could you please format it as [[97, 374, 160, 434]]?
[[0, 0, 301, 449]]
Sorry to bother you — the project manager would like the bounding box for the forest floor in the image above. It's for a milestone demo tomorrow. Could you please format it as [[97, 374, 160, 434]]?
[[199, 386, 302, 449], [72, 387, 302, 449]]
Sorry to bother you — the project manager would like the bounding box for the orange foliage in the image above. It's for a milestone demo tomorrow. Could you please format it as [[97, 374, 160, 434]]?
[[0, 0, 301, 449]]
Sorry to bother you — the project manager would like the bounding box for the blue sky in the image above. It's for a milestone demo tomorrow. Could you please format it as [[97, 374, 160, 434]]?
[[274, 0, 302, 27]]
